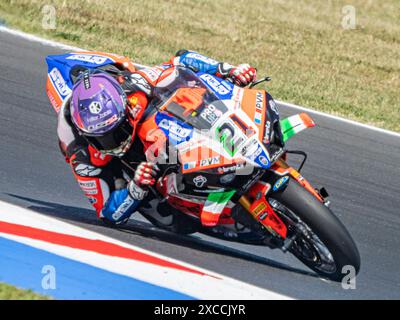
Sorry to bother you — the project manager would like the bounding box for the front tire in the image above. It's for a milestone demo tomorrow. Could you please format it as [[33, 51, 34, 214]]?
[[271, 179, 360, 281]]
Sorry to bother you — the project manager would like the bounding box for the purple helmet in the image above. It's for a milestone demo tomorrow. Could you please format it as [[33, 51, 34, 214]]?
[[70, 71, 134, 156]]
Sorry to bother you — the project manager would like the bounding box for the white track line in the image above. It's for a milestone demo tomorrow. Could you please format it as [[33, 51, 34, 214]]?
[[0, 25, 83, 51], [276, 100, 400, 138], [0, 26, 398, 138], [0, 200, 291, 299]]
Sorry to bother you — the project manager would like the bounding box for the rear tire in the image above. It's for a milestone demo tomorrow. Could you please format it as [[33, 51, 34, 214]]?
[[272, 179, 360, 281]]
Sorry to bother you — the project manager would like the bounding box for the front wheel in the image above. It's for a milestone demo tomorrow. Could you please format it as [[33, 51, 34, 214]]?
[[271, 179, 360, 281]]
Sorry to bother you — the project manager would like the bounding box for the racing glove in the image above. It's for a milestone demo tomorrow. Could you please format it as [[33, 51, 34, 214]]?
[[128, 162, 160, 200], [217, 63, 257, 87]]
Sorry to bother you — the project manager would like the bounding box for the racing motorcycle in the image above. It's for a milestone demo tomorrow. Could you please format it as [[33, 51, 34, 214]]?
[[46, 52, 360, 281], [134, 66, 360, 281]]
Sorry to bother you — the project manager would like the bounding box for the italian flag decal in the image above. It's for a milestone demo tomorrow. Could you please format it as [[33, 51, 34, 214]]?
[[201, 190, 236, 227], [280, 113, 315, 142]]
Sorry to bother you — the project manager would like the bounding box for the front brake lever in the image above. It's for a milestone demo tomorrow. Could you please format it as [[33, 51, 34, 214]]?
[[249, 76, 272, 89]]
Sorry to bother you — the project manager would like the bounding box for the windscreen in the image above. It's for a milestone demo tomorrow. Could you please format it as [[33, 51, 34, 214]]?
[[153, 67, 228, 130]]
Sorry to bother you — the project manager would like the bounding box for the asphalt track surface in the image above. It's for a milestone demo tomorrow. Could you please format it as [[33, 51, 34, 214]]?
[[0, 30, 399, 299]]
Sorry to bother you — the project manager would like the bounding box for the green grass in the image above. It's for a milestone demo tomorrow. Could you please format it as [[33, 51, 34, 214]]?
[[0, 282, 50, 300], [0, 0, 399, 131]]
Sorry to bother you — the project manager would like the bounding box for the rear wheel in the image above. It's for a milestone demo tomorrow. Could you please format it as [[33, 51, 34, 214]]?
[[271, 179, 360, 281]]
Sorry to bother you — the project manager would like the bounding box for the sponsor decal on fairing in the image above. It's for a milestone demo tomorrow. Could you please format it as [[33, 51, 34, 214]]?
[[199, 74, 232, 96], [156, 113, 193, 145], [49, 67, 72, 97], [199, 156, 220, 167], [254, 92, 264, 125], [193, 175, 207, 188], [273, 176, 290, 191], [66, 54, 111, 65], [183, 161, 196, 170], [200, 104, 223, 126], [263, 120, 271, 144], [269, 98, 279, 115], [255, 92, 264, 110]]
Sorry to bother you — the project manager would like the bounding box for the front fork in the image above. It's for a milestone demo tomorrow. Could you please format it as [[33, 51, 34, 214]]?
[[275, 159, 324, 203], [237, 158, 325, 241], [238, 190, 288, 239]]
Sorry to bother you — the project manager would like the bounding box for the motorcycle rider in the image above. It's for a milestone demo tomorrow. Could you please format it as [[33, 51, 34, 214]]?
[[58, 49, 257, 227]]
